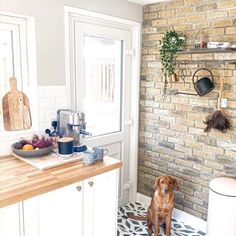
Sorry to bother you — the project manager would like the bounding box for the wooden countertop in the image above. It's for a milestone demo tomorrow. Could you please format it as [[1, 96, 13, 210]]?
[[0, 155, 122, 208]]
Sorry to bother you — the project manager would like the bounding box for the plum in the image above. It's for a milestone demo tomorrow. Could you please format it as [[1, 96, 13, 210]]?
[[14, 142, 23, 150], [19, 139, 28, 146]]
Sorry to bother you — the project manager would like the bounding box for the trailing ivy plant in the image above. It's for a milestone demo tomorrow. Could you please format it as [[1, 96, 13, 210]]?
[[159, 30, 185, 94]]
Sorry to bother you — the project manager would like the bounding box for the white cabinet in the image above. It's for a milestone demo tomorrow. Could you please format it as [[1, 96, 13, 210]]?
[[0, 203, 22, 236], [24, 169, 118, 236], [83, 169, 118, 236], [23, 197, 40, 236], [36, 182, 83, 236], [0, 199, 38, 236], [0, 169, 119, 236]]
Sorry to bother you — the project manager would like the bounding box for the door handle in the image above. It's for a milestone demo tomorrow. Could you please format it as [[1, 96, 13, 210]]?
[[88, 181, 94, 187], [124, 118, 133, 126], [76, 185, 82, 192]]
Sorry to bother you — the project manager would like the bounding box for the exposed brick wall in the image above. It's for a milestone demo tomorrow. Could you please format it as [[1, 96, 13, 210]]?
[[138, 0, 236, 220]]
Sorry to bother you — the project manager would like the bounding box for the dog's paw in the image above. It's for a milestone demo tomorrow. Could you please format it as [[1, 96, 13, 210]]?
[[147, 228, 153, 235]]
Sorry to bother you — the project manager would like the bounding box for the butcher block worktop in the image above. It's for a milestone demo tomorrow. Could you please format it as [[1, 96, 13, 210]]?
[[0, 155, 122, 208]]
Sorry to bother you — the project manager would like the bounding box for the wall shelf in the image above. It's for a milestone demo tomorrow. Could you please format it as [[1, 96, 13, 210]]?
[[176, 48, 236, 64], [176, 60, 236, 64], [174, 48, 236, 96], [177, 48, 236, 54]]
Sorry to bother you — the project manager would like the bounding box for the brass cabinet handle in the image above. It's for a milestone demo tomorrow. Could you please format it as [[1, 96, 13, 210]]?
[[76, 186, 82, 192], [88, 181, 94, 187]]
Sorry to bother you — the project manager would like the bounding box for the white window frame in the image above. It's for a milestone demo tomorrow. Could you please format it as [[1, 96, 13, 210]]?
[[64, 7, 141, 202], [0, 12, 38, 142]]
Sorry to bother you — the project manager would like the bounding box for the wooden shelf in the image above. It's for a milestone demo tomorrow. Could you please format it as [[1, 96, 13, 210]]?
[[177, 48, 236, 54], [176, 60, 236, 64], [176, 48, 236, 64]]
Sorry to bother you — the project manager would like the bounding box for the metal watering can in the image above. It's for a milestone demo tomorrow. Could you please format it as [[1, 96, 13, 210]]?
[[192, 68, 215, 96]]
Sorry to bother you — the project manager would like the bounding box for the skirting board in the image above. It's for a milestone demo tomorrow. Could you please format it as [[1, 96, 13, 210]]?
[[136, 193, 207, 233]]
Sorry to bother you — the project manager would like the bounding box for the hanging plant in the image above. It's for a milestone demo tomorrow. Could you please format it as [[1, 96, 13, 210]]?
[[159, 31, 185, 94]]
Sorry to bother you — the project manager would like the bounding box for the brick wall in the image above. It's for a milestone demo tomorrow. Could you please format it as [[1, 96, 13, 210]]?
[[138, 0, 236, 220]]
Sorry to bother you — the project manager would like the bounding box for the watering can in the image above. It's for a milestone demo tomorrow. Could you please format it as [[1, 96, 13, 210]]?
[[192, 68, 215, 96]]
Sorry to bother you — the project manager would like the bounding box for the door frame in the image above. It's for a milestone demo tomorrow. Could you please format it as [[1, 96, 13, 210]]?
[[64, 6, 141, 202]]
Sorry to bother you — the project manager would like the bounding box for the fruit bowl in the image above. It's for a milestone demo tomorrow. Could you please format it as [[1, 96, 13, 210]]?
[[11, 142, 52, 158]]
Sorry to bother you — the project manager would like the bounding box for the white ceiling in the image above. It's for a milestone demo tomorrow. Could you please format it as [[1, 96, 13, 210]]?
[[126, 0, 166, 5]]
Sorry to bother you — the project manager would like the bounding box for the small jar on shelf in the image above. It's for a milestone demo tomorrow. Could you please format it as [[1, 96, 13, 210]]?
[[194, 31, 207, 49], [200, 32, 207, 49]]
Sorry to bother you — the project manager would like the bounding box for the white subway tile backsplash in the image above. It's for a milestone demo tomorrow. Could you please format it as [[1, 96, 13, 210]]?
[[55, 97, 68, 110], [38, 110, 46, 123], [38, 85, 69, 133], [38, 86, 68, 98], [45, 110, 58, 123], [39, 123, 50, 135], [54, 86, 68, 97], [38, 98, 56, 110]]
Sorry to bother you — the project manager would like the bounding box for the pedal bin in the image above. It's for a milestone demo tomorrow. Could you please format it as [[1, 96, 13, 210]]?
[[207, 177, 236, 236]]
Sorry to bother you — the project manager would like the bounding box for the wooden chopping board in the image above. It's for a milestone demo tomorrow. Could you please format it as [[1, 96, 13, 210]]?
[[2, 77, 32, 131], [12, 152, 83, 170]]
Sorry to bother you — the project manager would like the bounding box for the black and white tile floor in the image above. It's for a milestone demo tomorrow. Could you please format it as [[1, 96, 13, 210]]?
[[117, 202, 206, 236]]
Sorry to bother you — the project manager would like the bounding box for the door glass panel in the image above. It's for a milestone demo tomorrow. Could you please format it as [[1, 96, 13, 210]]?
[[83, 36, 123, 136]]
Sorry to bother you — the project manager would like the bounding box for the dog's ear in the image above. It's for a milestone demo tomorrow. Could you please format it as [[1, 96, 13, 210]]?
[[171, 177, 179, 191], [153, 176, 161, 190]]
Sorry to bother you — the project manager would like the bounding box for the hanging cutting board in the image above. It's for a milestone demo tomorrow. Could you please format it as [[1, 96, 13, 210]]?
[[2, 77, 32, 131]]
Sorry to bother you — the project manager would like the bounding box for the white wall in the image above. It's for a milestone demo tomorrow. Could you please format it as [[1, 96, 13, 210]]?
[[0, 0, 142, 86]]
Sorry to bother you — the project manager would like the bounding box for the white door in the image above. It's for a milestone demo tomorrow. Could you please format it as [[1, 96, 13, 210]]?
[[83, 170, 118, 236], [70, 16, 134, 205], [0, 203, 22, 236], [24, 197, 39, 236], [37, 182, 83, 236]]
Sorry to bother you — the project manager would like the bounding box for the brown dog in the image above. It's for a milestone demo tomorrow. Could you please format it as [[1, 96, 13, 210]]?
[[128, 176, 179, 236]]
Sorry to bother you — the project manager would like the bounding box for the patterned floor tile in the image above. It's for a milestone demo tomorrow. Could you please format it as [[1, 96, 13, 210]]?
[[117, 202, 206, 236]]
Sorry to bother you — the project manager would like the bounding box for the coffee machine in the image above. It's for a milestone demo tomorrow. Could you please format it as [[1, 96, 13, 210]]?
[[57, 109, 91, 152]]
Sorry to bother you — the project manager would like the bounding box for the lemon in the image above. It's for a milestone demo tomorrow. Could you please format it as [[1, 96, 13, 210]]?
[[22, 144, 34, 151]]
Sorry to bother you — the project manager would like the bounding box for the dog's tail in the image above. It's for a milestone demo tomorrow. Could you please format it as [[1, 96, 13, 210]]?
[[127, 212, 146, 221]]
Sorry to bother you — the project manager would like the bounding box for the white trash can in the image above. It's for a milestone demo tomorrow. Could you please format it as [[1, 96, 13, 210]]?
[[207, 177, 236, 236]]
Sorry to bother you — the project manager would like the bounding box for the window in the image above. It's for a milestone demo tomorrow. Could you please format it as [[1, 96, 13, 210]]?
[[0, 12, 38, 137], [83, 36, 123, 136]]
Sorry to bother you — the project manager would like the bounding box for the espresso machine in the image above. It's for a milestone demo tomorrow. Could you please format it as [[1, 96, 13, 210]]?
[[57, 109, 91, 152]]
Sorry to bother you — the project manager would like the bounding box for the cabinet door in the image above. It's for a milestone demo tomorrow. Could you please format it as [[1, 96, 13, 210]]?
[[0, 203, 22, 236], [83, 170, 119, 236], [23, 197, 39, 236], [83, 177, 95, 236], [37, 182, 83, 236]]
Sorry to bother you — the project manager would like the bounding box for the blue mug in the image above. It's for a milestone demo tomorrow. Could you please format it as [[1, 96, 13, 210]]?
[[83, 150, 99, 165], [93, 147, 108, 162], [58, 137, 74, 157]]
